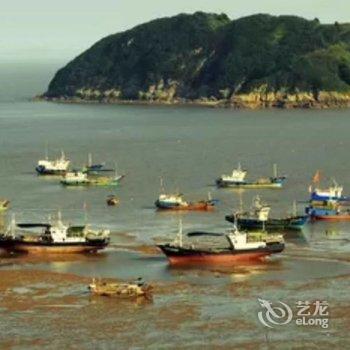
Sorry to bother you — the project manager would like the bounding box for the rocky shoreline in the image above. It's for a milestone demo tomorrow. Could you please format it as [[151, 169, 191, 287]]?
[[36, 90, 350, 109]]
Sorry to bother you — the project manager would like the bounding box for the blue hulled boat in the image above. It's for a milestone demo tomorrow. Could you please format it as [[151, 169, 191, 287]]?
[[226, 196, 308, 231]]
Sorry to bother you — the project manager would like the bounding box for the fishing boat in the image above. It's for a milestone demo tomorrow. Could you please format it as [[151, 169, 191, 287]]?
[[36, 150, 70, 175], [61, 170, 124, 186], [155, 193, 218, 211], [310, 184, 349, 202], [225, 196, 308, 231], [216, 164, 286, 189], [157, 221, 285, 266], [89, 278, 152, 299], [83, 153, 114, 173], [0, 199, 10, 212], [305, 200, 350, 221], [60, 171, 90, 185], [6, 213, 110, 254], [106, 195, 119, 206], [309, 171, 349, 202]]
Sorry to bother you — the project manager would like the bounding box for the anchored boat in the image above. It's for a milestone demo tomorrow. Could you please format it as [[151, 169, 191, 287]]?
[[305, 200, 350, 221], [61, 170, 124, 186], [106, 195, 119, 206], [155, 193, 218, 211], [157, 221, 284, 266], [216, 164, 286, 189], [226, 196, 308, 231], [89, 278, 152, 299], [2, 213, 110, 254], [309, 171, 350, 202], [83, 153, 114, 174], [36, 150, 70, 175]]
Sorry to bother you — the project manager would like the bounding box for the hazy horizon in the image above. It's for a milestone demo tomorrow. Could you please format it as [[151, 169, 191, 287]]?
[[2, 0, 350, 64]]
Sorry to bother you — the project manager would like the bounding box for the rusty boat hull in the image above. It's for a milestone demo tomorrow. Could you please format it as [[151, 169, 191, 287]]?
[[158, 242, 284, 266]]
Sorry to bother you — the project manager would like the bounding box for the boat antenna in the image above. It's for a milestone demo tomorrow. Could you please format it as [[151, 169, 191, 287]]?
[[61, 150, 65, 160], [208, 191, 212, 201], [273, 163, 277, 178]]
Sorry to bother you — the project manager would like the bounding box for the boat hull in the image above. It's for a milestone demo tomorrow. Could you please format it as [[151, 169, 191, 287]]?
[[216, 177, 286, 189], [311, 214, 350, 221], [11, 241, 108, 254], [226, 215, 308, 230], [310, 192, 350, 202], [158, 243, 284, 266], [36, 166, 67, 175], [155, 201, 215, 211]]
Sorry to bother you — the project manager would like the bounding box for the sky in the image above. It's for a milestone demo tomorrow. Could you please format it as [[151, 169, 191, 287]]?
[[1, 0, 349, 63]]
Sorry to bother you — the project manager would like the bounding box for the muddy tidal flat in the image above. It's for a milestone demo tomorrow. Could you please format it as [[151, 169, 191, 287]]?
[[1, 63, 350, 348]]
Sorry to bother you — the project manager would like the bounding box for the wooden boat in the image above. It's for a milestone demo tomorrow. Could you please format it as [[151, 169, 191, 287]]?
[[155, 193, 218, 211], [157, 221, 284, 266], [89, 278, 152, 299], [226, 197, 308, 231], [216, 164, 286, 189], [107, 195, 119, 206], [5, 213, 110, 254], [36, 150, 70, 175], [0, 199, 10, 212]]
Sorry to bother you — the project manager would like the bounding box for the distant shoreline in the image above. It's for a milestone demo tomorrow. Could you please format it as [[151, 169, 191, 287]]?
[[35, 93, 350, 110]]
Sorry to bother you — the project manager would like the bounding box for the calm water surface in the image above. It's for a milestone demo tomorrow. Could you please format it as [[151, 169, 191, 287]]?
[[0, 62, 349, 348]]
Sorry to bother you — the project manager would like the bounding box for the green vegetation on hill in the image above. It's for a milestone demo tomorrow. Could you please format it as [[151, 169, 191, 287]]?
[[44, 12, 350, 108]]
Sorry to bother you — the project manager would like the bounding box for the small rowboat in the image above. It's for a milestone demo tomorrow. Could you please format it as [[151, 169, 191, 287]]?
[[107, 195, 119, 206], [89, 278, 152, 299]]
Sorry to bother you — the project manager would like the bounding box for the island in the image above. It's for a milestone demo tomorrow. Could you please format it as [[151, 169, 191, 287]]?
[[40, 12, 350, 109]]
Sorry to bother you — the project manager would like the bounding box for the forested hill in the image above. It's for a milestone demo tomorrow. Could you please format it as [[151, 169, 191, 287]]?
[[43, 12, 350, 108]]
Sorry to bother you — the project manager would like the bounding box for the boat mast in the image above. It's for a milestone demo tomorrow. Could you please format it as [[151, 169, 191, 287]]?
[[45, 141, 49, 160], [6, 213, 16, 238], [292, 200, 297, 217], [88, 153, 92, 167], [239, 191, 243, 212], [176, 219, 183, 247], [160, 177, 165, 194], [83, 202, 88, 225], [273, 163, 277, 178], [114, 162, 119, 178]]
